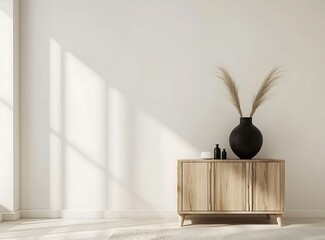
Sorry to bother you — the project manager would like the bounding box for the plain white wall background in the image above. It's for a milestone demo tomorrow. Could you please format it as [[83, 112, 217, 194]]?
[[0, 0, 20, 214], [20, 0, 325, 216]]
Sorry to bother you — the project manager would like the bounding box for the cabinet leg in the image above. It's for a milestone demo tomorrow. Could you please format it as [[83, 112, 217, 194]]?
[[266, 214, 270, 219], [276, 215, 283, 227], [179, 214, 186, 227]]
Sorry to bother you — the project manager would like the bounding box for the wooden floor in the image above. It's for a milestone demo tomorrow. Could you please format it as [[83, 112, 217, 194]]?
[[0, 217, 325, 239]]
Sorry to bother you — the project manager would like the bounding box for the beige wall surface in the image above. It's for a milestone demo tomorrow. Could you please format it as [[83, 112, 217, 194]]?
[[20, 0, 325, 216]]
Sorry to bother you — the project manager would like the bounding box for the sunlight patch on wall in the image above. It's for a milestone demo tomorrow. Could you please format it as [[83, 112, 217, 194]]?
[[49, 39, 62, 210], [64, 52, 106, 209], [49, 132, 62, 210], [65, 52, 106, 163], [106, 87, 133, 209], [49, 39, 62, 132], [48, 42, 199, 210], [65, 145, 105, 209]]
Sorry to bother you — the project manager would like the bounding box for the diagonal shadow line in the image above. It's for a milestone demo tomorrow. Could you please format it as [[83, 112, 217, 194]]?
[[0, 96, 13, 110], [49, 128, 156, 210]]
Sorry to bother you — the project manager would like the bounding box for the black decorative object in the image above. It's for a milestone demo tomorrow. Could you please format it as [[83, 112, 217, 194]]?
[[222, 149, 227, 159], [229, 117, 263, 159], [214, 144, 221, 159]]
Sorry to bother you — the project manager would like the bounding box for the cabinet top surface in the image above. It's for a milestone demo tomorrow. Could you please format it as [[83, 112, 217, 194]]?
[[178, 159, 285, 163]]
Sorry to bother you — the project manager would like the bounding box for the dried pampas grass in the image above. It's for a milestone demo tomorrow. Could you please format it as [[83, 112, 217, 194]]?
[[250, 67, 280, 117], [218, 67, 280, 117], [218, 67, 243, 117]]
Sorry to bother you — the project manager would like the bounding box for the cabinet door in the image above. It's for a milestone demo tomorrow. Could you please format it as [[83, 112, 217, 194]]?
[[252, 162, 284, 211], [182, 162, 211, 211], [214, 163, 248, 211]]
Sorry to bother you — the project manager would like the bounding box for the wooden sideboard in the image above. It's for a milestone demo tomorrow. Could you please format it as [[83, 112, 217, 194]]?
[[177, 159, 285, 226]]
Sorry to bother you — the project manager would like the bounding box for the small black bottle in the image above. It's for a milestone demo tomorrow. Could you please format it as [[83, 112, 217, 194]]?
[[214, 144, 221, 159], [222, 149, 227, 159]]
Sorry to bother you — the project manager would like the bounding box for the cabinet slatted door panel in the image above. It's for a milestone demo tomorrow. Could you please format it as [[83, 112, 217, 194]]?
[[214, 163, 247, 211], [182, 163, 210, 211], [253, 162, 282, 211]]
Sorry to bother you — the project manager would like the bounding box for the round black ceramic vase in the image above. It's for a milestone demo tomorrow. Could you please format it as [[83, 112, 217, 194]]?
[[229, 117, 263, 159]]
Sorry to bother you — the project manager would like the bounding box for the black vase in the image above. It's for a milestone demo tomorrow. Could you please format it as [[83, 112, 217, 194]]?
[[229, 117, 263, 159], [214, 144, 221, 159]]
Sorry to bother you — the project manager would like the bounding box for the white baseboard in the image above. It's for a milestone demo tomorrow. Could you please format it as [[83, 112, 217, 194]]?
[[284, 210, 325, 218], [15, 210, 325, 219], [21, 210, 61, 219], [2, 211, 21, 221], [21, 210, 178, 219]]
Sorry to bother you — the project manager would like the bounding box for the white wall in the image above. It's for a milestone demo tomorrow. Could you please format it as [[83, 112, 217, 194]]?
[[20, 0, 325, 216], [0, 0, 19, 214]]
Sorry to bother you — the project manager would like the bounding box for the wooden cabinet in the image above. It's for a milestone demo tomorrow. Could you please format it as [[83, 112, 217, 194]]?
[[177, 159, 285, 226], [213, 162, 247, 211], [252, 162, 284, 212], [182, 162, 211, 211]]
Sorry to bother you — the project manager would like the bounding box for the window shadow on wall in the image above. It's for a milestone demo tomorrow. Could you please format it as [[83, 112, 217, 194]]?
[[47, 38, 200, 213]]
